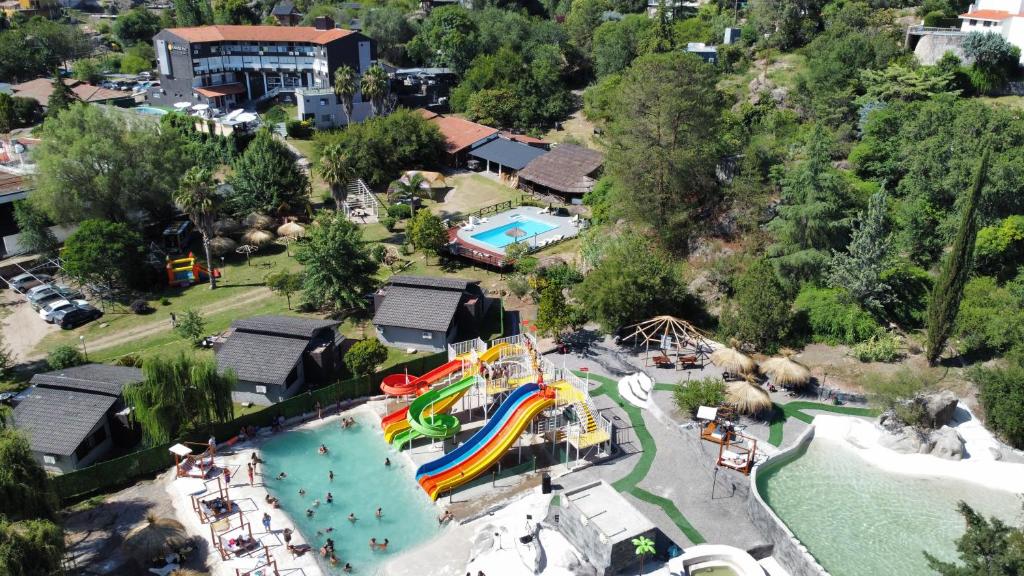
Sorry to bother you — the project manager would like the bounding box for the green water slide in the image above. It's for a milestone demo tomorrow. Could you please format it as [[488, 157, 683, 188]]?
[[392, 374, 481, 450]]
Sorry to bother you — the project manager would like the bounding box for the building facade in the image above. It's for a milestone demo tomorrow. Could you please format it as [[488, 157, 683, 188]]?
[[150, 19, 376, 112], [960, 0, 1024, 62]]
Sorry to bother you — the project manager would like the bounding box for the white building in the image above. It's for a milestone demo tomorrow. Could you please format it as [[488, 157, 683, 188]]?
[[960, 0, 1024, 62]]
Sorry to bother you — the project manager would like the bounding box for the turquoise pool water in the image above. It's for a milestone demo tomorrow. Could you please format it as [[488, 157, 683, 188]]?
[[470, 218, 556, 249], [260, 414, 440, 573], [758, 437, 1017, 576], [135, 106, 169, 116]]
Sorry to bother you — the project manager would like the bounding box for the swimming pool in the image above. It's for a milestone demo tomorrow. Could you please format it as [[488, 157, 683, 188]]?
[[260, 413, 440, 573], [757, 436, 1016, 576], [135, 106, 169, 116], [470, 218, 557, 249]]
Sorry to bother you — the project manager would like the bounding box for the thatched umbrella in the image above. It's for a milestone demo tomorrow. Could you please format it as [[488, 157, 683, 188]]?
[[241, 229, 277, 247], [710, 348, 756, 376], [760, 357, 812, 389], [726, 380, 772, 415], [243, 212, 276, 230], [123, 514, 188, 565], [277, 221, 306, 237], [208, 236, 237, 257], [212, 218, 242, 237]]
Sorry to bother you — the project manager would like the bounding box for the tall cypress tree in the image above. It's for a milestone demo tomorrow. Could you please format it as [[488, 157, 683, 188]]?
[[926, 147, 990, 365]]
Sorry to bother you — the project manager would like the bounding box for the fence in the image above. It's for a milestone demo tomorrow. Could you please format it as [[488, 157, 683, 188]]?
[[49, 352, 448, 503]]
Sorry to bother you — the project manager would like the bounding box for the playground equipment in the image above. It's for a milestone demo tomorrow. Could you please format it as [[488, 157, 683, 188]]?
[[166, 253, 220, 287]]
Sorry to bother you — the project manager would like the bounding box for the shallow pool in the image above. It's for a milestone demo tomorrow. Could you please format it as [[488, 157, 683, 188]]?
[[261, 413, 440, 573], [470, 218, 556, 249], [757, 437, 1017, 576], [135, 106, 169, 116]]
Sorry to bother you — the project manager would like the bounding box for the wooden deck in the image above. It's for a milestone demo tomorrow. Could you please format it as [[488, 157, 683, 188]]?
[[446, 227, 508, 269]]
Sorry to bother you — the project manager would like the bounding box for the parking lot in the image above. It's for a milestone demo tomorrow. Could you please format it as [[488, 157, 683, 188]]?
[[3, 271, 102, 361]]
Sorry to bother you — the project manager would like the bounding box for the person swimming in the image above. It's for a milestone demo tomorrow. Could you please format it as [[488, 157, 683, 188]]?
[[318, 444, 329, 455], [326, 492, 334, 504], [375, 507, 382, 519], [384, 457, 391, 467], [277, 472, 287, 480], [348, 513, 357, 523]]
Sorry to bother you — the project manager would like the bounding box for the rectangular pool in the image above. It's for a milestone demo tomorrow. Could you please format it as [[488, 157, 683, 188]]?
[[260, 413, 440, 573], [470, 218, 556, 249]]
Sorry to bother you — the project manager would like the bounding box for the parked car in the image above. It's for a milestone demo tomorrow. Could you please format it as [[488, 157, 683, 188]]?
[[24, 283, 56, 299], [55, 304, 102, 330], [7, 273, 52, 292], [29, 286, 83, 310], [39, 299, 89, 323]]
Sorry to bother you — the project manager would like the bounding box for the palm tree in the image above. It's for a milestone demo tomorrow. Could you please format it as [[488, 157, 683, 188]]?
[[318, 143, 357, 210], [391, 172, 426, 204], [332, 64, 358, 125], [632, 536, 656, 574], [175, 167, 220, 289], [361, 64, 390, 117]]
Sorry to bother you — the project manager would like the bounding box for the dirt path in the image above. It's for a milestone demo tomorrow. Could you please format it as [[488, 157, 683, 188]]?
[[1, 291, 59, 363]]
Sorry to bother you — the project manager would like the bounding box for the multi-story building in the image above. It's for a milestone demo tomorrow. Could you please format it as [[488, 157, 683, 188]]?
[[150, 17, 376, 116], [960, 0, 1024, 62]]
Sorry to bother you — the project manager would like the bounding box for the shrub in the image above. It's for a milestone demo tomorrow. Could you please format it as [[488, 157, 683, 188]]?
[[861, 368, 936, 424], [129, 299, 153, 315], [370, 244, 388, 263], [400, 243, 414, 256], [851, 333, 903, 363], [879, 263, 931, 328], [793, 286, 881, 345], [174, 308, 207, 346], [160, 298, 171, 306], [507, 275, 530, 298], [387, 203, 412, 219], [285, 119, 312, 138], [380, 216, 397, 232], [971, 362, 1024, 448], [47, 344, 85, 370], [344, 338, 388, 376], [114, 354, 143, 367], [673, 377, 725, 417], [954, 276, 1024, 356]]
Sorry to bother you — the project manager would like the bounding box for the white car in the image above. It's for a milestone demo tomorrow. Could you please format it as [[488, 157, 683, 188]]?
[[39, 299, 89, 323]]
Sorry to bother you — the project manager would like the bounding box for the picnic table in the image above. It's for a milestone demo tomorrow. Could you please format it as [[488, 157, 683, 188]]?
[[652, 355, 674, 368]]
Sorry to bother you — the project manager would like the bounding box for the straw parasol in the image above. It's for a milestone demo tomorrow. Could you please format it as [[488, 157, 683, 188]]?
[[241, 228, 277, 247], [726, 380, 772, 415], [123, 514, 189, 564], [212, 218, 243, 237], [208, 236, 237, 257], [277, 221, 306, 237], [760, 356, 812, 389], [710, 348, 756, 376], [243, 212, 276, 231]]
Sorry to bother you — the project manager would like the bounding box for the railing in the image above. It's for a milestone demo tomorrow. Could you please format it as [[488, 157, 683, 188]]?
[[906, 25, 965, 34], [448, 338, 482, 360], [342, 179, 382, 219]]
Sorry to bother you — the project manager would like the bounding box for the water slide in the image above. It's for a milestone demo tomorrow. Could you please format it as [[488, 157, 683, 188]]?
[[390, 374, 481, 450], [415, 382, 556, 500]]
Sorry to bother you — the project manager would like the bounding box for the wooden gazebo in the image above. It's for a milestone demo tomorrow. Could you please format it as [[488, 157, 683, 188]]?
[[620, 315, 714, 370]]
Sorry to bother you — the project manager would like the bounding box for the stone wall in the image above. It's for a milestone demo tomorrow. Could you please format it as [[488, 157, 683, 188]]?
[[913, 32, 971, 65], [747, 427, 832, 576]]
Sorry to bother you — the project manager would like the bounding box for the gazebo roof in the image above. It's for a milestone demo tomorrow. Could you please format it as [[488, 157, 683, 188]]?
[[620, 315, 714, 352]]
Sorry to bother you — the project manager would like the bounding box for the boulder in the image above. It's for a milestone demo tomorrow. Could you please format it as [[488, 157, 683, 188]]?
[[920, 391, 959, 428], [878, 409, 903, 433], [879, 425, 934, 454], [929, 426, 965, 460]]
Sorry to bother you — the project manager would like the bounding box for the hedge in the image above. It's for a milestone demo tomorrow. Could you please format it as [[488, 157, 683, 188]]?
[[49, 351, 448, 503]]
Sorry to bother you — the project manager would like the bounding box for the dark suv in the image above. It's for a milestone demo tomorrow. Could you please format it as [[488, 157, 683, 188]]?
[[55, 304, 103, 330]]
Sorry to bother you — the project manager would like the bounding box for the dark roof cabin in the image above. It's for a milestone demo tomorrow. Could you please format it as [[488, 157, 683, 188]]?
[[518, 144, 604, 201]]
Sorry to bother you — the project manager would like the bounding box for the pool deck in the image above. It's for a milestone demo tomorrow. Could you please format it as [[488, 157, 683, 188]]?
[[453, 206, 581, 256]]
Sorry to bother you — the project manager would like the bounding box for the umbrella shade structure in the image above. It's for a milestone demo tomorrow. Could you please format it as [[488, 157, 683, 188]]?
[[123, 514, 189, 564], [243, 212, 276, 231], [401, 170, 447, 188], [760, 356, 812, 389], [620, 315, 715, 365], [505, 227, 528, 239], [710, 348, 756, 375], [276, 222, 306, 237], [726, 380, 772, 415], [241, 229, 277, 247], [208, 236, 237, 257], [173, 102, 191, 110], [212, 218, 243, 237]]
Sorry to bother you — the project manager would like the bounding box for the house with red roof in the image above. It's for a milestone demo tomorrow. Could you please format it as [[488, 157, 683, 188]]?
[[960, 0, 1024, 62]]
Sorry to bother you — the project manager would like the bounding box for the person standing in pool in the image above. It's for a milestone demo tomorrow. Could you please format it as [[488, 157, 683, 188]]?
[[348, 513, 357, 523], [375, 507, 382, 519], [384, 457, 391, 467], [329, 470, 334, 481]]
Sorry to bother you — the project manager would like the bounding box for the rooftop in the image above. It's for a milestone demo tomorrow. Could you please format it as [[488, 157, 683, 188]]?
[[164, 25, 355, 45], [13, 386, 119, 456], [0, 171, 29, 203], [416, 109, 498, 154], [387, 275, 475, 291], [216, 332, 309, 385], [960, 9, 1012, 19], [468, 137, 549, 171], [563, 480, 656, 544], [30, 364, 143, 397], [518, 144, 604, 195], [373, 285, 464, 332], [194, 83, 246, 98], [231, 315, 340, 339], [10, 78, 131, 107], [271, 0, 297, 15]]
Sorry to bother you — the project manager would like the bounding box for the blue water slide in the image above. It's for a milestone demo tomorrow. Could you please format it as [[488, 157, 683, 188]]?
[[415, 383, 539, 482]]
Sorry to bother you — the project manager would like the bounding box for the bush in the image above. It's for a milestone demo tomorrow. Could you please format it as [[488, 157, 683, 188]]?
[[160, 298, 171, 306], [387, 203, 412, 219], [851, 333, 903, 363], [114, 354, 143, 367], [879, 263, 931, 328], [370, 244, 388, 263], [380, 216, 397, 232], [673, 377, 725, 417], [400, 243, 414, 256], [48, 345, 85, 370], [174, 308, 207, 346], [955, 276, 1024, 357], [861, 368, 936, 424], [344, 338, 388, 376], [793, 286, 881, 345], [129, 299, 153, 315], [507, 275, 530, 298], [285, 119, 312, 138], [971, 362, 1024, 448]]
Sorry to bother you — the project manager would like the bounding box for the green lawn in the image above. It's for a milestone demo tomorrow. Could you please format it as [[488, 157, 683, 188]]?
[[428, 173, 522, 222]]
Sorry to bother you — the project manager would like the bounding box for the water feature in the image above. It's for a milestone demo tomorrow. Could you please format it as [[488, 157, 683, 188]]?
[[471, 218, 556, 249], [757, 435, 1019, 576], [260, 412, 440, 574], [134, 106, 169, 116]]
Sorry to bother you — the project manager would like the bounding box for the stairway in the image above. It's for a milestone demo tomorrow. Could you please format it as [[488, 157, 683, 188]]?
[[341, 179, 383, 221]]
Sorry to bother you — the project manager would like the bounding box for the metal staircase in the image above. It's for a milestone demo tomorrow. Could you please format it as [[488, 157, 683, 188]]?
[[341, 179, 382, 221]]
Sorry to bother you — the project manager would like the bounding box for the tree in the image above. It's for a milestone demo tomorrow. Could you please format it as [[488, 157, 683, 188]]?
[[362, 6, 413, 61], [963, 31, 1020, 95], [317, 143, 356, 210], [332, 64, 358, 125], [749, 0, 824, 50], [0, 428, 57, 521], [124, 354, 236, 446], [266, 270, 303, 309], [926, 501, 1024, 575], [0, 517, 64, 576], [71, 58, 103, 84], [344, 338, 388, 377], [860, 64, 958, 103], [827, 189, 892, 314], [592, 15, 655, 78], [974, 215, 1024, 280], [723, 259, 792, 353], [566, 0, 611, 60], [605, 52, 724, 253], [536, 284, 585, 338], [228, 130, 309, 216], [0, 93, 40, 133], [31, 105, 190, 225], [175, 167, 220, 289], [408, 209, 448, 264], [361, 64, 390, 117], [46, 74, 76, 116], [294, 211, 378, 312], [405, 5, 478, 73], [12, 201, 57, 257], [174, 308, 207, 346], [114, 7, 162, 46], [632, 535, 656, 574], [174, 0, 213, 26], [927, 148, 989, 365], [47, 344, 85, 370], [62, 220, 146, 292]]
